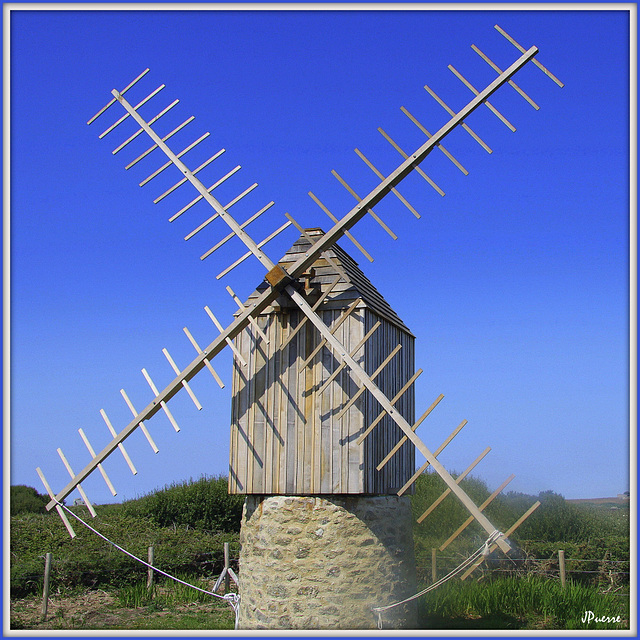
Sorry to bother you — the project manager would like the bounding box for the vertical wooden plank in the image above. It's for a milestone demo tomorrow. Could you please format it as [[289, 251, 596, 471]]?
[[348, 308, 365, 493], [262, 314, 273, 495], [228, 332, 241, 493], [330, 315, 341, 493], [279, 311, 293, 494], [239, 328, 252, 494], [273, 313, 283, 494], [297, 314, 308, 493], [251, 317, 268, 494], [320, 314, 333, 493], [286, 310, 299, 494], [247, 323, 257, 494], [363, 309, 377, 493]]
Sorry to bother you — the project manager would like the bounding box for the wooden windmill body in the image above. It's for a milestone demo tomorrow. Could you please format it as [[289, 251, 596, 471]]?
[[230, 229, 415, 496]]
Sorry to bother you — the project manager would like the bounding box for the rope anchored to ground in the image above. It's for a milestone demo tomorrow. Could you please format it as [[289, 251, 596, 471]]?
[[372, 529, 504, 630]]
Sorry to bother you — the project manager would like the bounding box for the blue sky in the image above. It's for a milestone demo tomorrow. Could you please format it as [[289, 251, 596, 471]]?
[[7, 7, 633, 506]]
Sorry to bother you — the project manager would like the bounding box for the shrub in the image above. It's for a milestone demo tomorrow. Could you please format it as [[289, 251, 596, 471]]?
[[121, 475, 245, 533], [10, 485, 48, 516]]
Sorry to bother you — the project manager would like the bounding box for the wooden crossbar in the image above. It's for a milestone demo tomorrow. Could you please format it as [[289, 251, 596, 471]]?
[[298, 298, 361, 371], [140, 133, 210, 187], [142, 368, 181, 432], [400, 106, 469, 175], [100, 409, 138, 475], [354, 148, 420, 218], [162, 349, 202, 410], [126, 116, 195, 171], [201, 201, 274, 261], [439, 474, 515, 551], [120, 389, 160, 453], [494, 25, 564, 87], [460, 500, 541, 580], [37, 467, 76, 538], [226, 285, 270, 345], [415, 446, 491, 522], [87, 68, 149, 125], [356, 368, 423, 445], [331, 170, 398, 239], [182, 327, 225, 388], [78, 428, 117, 496], [334, 343, 402, 421], [112, 99, 180, 155], [424, 84, 493, 154], [186, 183, 259, 241], [172, 165, 242, 223], [308, 191, 374, 263], [378, 128, 445, 196], [215, 220, 292, 280], [397, 414, 466, 496], [204, 305, 247, 367], [57, 448, 98, 517], [374, 392, 445, 466], [471, 44, 539, 110], [99, 84, 165, 139], [154, 149, 225, 203], [448, 65, 516, 132]]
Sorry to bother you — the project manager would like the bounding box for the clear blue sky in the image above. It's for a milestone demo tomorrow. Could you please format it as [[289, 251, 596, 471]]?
[[7, 7, 633, 506]]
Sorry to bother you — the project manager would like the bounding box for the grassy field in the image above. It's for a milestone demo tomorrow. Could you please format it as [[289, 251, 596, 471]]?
[[9, 476, 631, 631]]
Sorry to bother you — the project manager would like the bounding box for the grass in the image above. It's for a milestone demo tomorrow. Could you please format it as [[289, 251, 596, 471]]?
[[116, 573, 223, 608], [419, 576, 630, 630]]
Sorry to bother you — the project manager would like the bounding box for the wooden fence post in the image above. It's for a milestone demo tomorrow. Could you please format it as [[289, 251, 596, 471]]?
[[147, 546, 155, 592], [224, 542, 231, 593], [41, 552, 52, 621], [431, 548, 437, 583], [558, 549, 566, 588]]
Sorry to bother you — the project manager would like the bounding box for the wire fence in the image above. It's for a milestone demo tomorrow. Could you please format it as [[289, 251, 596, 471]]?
[[417, 549, 630, 596]]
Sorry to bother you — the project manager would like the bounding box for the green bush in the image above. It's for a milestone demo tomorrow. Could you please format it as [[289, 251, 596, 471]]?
[[10, 485, 48, 516], [121, 475, 245, 533]]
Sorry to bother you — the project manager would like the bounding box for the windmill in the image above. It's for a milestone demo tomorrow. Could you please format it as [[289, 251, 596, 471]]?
[[35, 24, 562, 630]]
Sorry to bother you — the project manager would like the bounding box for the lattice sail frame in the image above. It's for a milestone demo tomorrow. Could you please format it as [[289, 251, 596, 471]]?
[[37, 25, 562, 553]]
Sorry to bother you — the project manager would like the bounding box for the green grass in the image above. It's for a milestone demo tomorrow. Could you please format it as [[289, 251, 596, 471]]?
[[116, 573, 224, 608], [419, 576, 630, 630]]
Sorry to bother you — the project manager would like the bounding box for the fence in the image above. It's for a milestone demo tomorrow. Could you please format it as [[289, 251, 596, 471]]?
[[421, 548, 630, 595], [38, 541, 240, 621]]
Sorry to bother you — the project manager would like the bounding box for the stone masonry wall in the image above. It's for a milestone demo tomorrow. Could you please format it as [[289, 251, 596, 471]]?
[[237, 495, 417, 630]]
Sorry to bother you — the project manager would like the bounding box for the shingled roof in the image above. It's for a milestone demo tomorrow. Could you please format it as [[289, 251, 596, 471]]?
[[243, 228, 414, 336]]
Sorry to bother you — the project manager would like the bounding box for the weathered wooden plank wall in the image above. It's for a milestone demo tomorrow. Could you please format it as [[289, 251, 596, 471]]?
[[229, 305, 415, 495]]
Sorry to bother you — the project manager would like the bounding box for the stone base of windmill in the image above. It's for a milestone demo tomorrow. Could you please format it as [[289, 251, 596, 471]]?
[[236, 494, 417, 630]]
